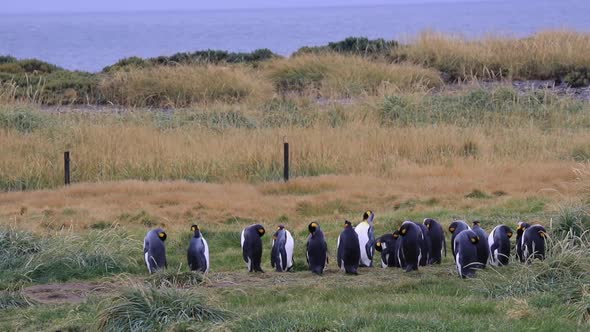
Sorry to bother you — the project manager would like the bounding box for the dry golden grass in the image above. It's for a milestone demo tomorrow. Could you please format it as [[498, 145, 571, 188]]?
[[396, 30, 590, 80], [264, 53, 442, 97], [99, 65, 274, 108], [0, 161, 578, 233]]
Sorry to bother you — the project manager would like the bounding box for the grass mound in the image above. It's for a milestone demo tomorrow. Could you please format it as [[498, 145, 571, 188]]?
[[396, 30, 590, 83], [479, 232, 590, 324], [98, 286, 229, 332], [100, 65, 273, 108], [265, 54, 442, 97], [0, 228, 140, 289]]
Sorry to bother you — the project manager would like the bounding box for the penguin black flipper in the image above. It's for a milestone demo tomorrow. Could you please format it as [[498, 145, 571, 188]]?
[[280, 246, 288, 271]]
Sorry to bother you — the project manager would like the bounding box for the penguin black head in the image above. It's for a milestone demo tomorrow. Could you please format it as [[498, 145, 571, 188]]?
[[254, 225, 265, 237], [363, 210, 374, 221], [191, 224, 201, 237], [423, 218, 433, 230], [392, 230, 400, 239], [375, 240, 383, 252], [399, 223, 410, 236], [308, 222, 319, 234], [157, 230, 167, 241], [344, 220, 352, 228], [470, 235, 480, 244], [277, 224, 285, 230], [472, 220, 481, 227]]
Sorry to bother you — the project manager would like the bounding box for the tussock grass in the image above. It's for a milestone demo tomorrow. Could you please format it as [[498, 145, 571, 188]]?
[[145, 270, 204, 289], [265, 53, 442, 97], [98, 285, 229, 332], [396, 30, 590, 83], [99, 65, 273, 108], [0, 291, 35, 310], [0, 228, 140, 288], [479, 232, 590, 324]]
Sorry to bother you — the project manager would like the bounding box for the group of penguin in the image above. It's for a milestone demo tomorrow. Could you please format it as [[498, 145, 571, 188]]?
[[142, 211, 548, 278]]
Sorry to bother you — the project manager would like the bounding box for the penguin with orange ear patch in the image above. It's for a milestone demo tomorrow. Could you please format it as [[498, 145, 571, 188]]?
[[423, 218, 446, 264], [375, 232, 400, 268], [398, 221, 425, 272], [143, 228, 167, 274], [187, 224, 209, 273], [453, 229, 480, 278], [241, 224, 265, 272], [522, 224, 547, 262], [306, 222, 328, 275], [337, 220, 360, 274]]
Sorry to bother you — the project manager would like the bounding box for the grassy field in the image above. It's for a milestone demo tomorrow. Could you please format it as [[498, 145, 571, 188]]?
[[0, 30, 589, 331]]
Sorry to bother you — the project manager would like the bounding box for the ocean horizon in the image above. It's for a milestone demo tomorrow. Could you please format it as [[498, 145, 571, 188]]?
[[1, 0, 589, 72]]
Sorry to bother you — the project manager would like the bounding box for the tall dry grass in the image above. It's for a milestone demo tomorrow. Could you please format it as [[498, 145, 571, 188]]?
[[396, 30, 590, 81], [264, 54, 442, 97], [99, 65, 273, 108]]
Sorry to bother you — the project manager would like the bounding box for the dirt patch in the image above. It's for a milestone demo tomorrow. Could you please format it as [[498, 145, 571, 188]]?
[[22, 281, 116, 304]]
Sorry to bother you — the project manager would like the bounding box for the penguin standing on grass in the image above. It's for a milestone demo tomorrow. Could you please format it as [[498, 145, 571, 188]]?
[[417, 223, 431, 266], [355, 210, 375, 267], [306, 222, 328, 275], [241, 224, 265, 272], [423, 218, 446, 264], [454, 229, 480, 278], [471, 221, 489, 269], [488, 224, 513, 266], [398, 221, 425, 272], [337, 220, 361, 274], [375, 232, 400, 268], [522, 224, 547, 262], [449, 220, 471, 260], [271, 225, 294, 272], [516, 221, 530, 262], [143, 228, 167, 274], [187, 224, 209, 273]]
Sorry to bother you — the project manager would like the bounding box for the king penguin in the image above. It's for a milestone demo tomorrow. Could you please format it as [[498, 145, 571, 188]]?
[[241, 224, 265, 272], [471, 221, 489, 269], [423, 218, 446, 264], [522, 224, 547, 262], [355, 210, 375, 267], [454, 229, 480, 278], [337, 220, 361, 274], [306, 222, 328, 275], [271, 224, 294, 272], [143, 228, 167, 274], [488, 224, 513, 266], [449, 220, 471, 261], [187, 224, 209, 273], [398, 221, 425, 272]]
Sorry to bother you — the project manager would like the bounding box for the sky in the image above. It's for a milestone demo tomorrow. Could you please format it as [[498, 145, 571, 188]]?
[[2, 0, 494, 14]]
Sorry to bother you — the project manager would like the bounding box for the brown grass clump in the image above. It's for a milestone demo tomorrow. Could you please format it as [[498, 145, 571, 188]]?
[[264, 54, 442, 97], [99, 65, 273, 108], [396, 30, 590, 81]]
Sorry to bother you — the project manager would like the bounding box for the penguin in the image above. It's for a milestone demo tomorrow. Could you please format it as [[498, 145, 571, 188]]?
[[522, 224, 547, 262], [241, 224, 265, 272], [423, 218, 446, 264], [488, 224, 513, 266], [375, 232, 402, 268], [417, 223, 431, 266], [471, 221, 489, 269], [398, 221, 425, 272], [515, 221, 530, 262], [337, 220, 361, 274], [453, 229, 480, 278], [355, 210, 375, 267], [270, 224, 294, 272], [306, 222, 328, 275], [449, 220, 471, 260], [143, 228, 167, 274], [187, 224, 209, 273]]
